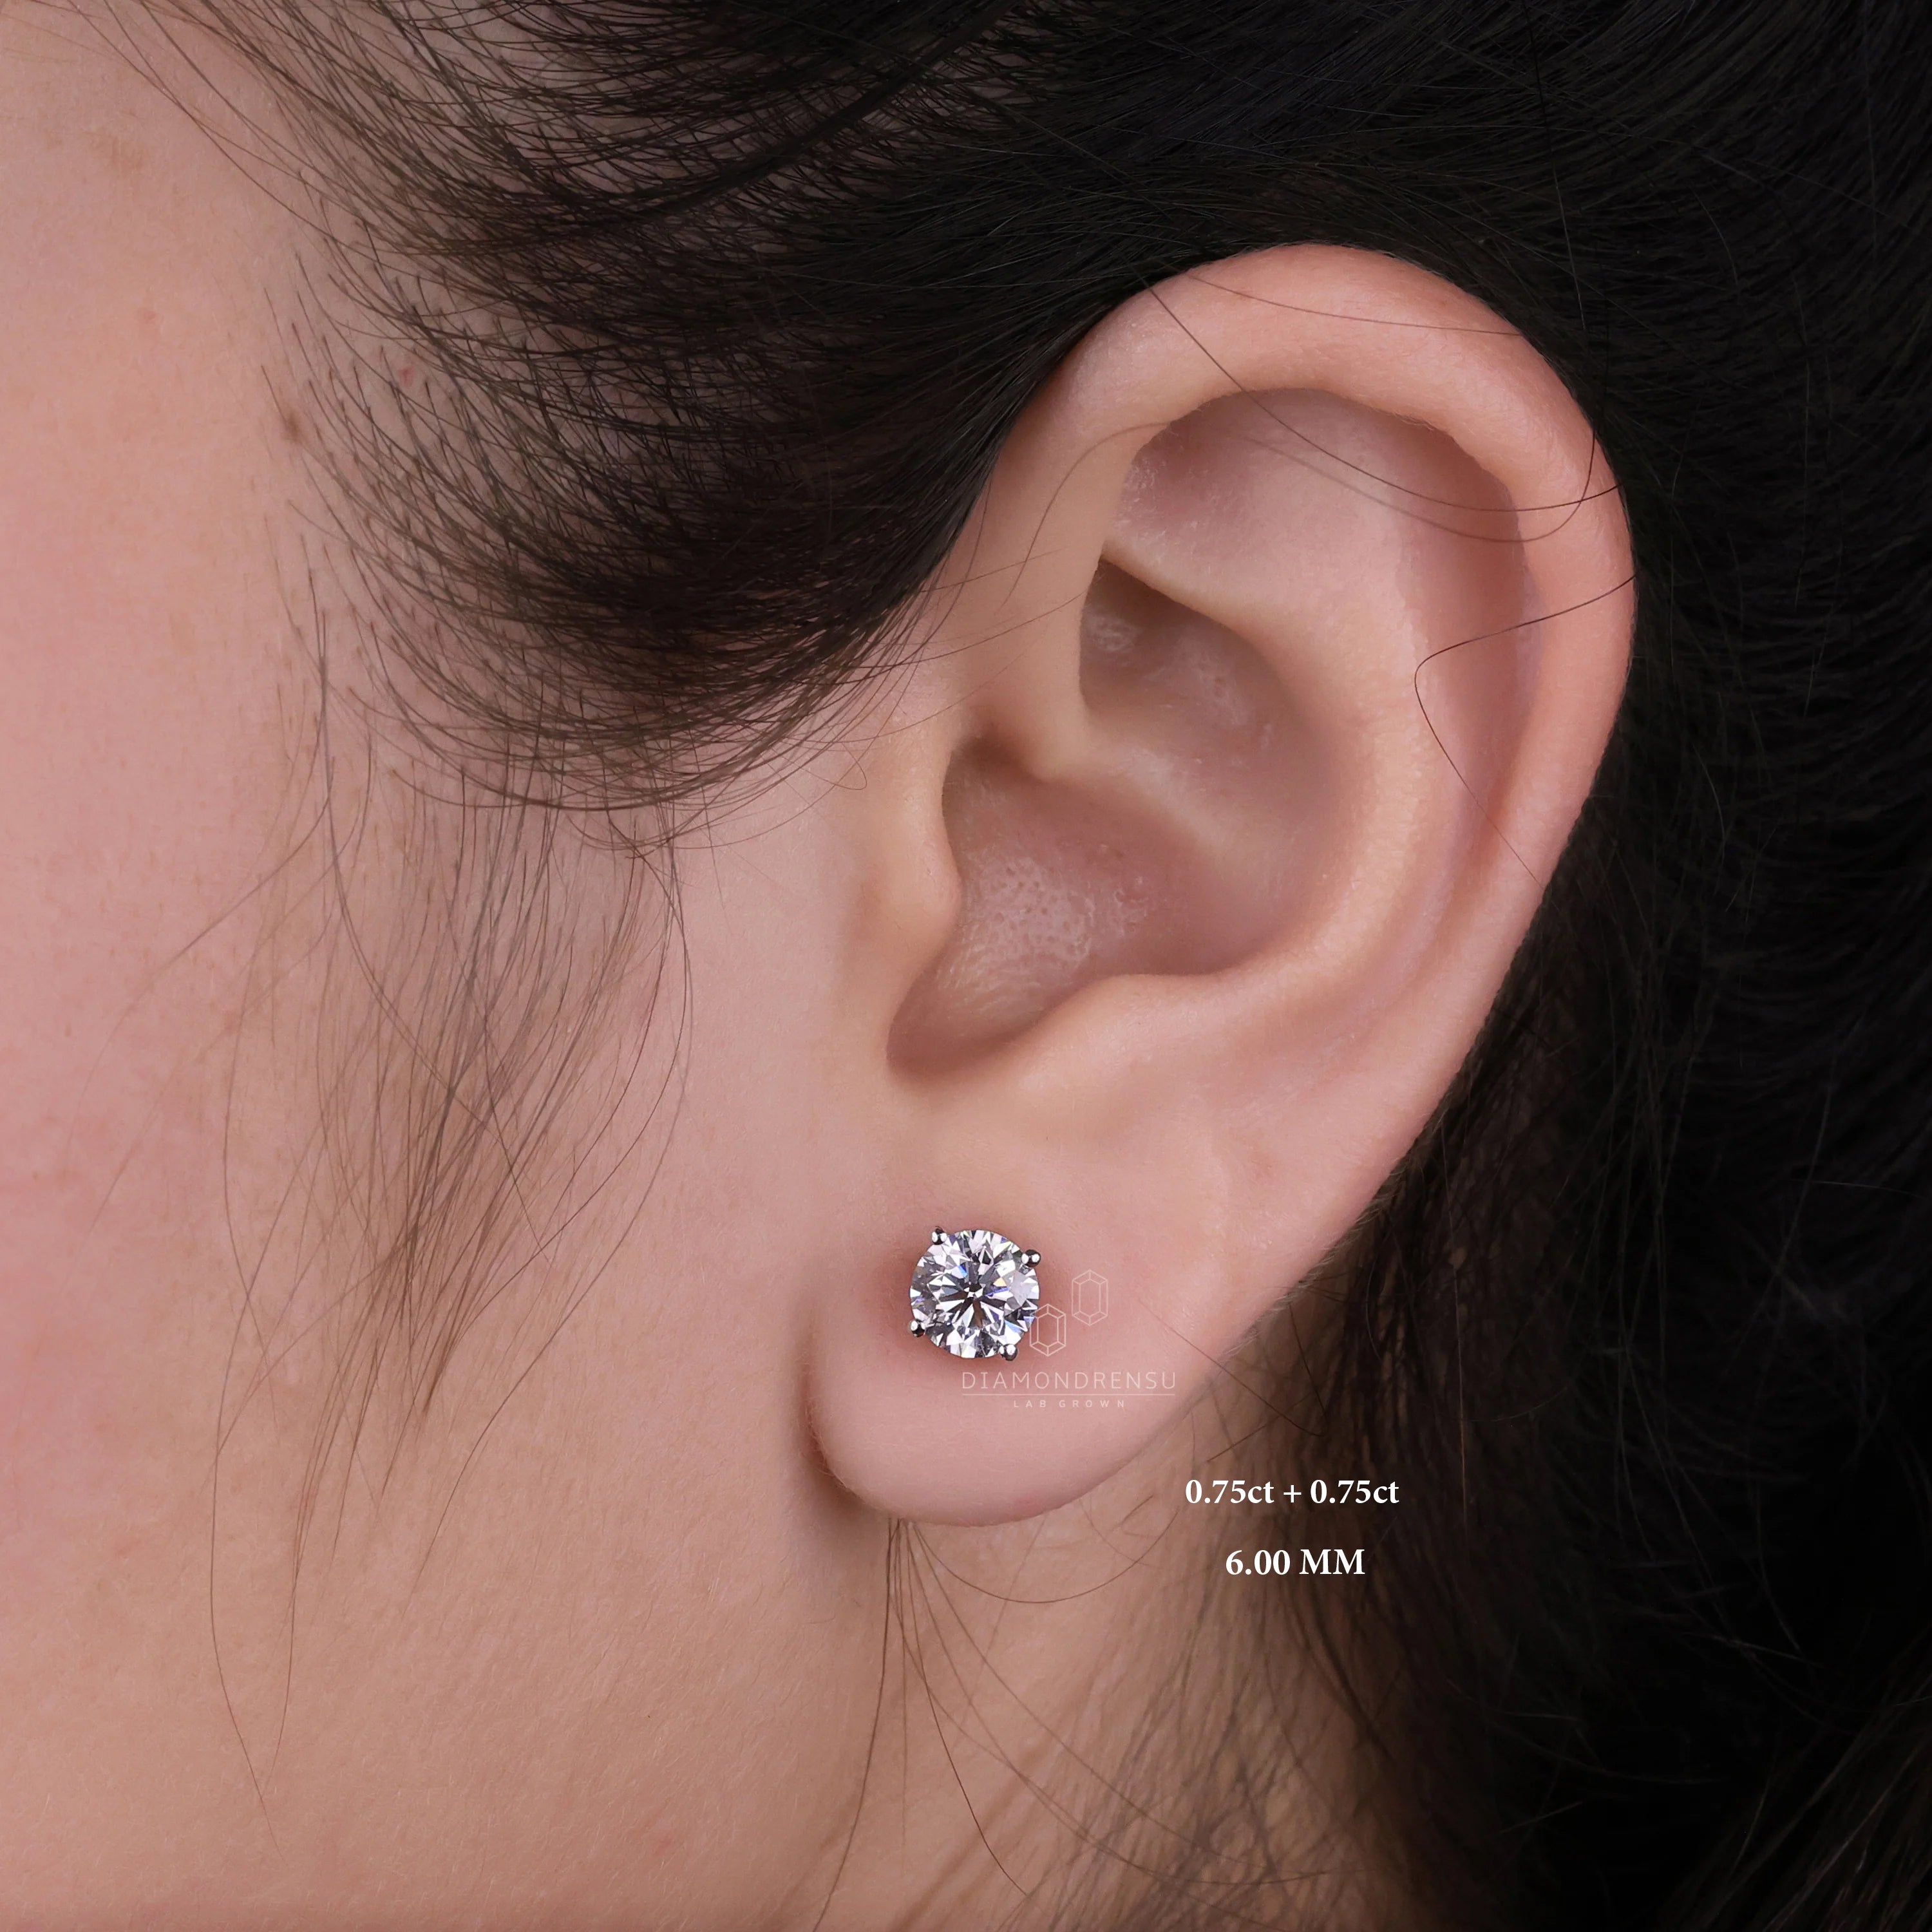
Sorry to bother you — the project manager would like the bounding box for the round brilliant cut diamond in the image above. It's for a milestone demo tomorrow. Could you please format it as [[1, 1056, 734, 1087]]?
[[909, 1229, 1041, 1359]]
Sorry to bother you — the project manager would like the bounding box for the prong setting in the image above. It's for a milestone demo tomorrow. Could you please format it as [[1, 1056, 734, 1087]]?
[[908, 1229, 1043, 1359]]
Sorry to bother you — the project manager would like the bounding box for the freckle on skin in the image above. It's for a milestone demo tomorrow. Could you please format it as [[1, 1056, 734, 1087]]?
[[88, 131, 146, 177]]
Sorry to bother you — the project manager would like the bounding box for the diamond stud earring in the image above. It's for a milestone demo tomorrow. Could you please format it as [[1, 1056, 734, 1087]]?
[[909, 1228, 1042, 1360]]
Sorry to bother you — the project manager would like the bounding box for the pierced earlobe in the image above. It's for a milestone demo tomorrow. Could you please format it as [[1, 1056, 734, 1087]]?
[[908, 1228, 1042, 1360]]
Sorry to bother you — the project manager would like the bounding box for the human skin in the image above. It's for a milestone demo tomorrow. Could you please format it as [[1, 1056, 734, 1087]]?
[[0, 10, 1630, 1928]]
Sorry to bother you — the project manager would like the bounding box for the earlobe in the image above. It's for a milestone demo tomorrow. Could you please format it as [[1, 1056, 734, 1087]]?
[[802, 245, 1631, 1526]]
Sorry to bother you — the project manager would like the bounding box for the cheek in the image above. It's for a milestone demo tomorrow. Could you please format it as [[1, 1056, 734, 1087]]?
[[0, 133, 312, 1556], [0, 571, 299, 1571]]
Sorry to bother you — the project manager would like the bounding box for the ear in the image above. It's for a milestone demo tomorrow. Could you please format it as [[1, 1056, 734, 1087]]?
[[803, 245, 1631, 1525]]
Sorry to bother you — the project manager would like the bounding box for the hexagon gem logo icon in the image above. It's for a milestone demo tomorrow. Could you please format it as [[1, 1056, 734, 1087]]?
[[1028, 1303, 1068, 1356], [1072, 1270, 1109, 1326]]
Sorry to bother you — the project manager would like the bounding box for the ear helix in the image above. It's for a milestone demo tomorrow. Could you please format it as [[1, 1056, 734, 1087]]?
[[907, 1228, 1043, 1361]]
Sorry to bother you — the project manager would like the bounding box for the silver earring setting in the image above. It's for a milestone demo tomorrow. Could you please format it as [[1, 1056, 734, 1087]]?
[[909, 1229, 1041, 1360]]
